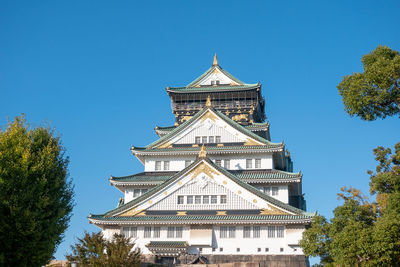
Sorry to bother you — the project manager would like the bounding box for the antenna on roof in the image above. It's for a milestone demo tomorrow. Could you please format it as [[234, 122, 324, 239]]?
[[212, 53, 218, 66]]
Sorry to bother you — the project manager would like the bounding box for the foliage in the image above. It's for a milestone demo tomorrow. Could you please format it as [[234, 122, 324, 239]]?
[[66, 232, 141, 267], [0, 115, 74, 266], [300, 144, 400, 266], [337, 45, 400, 120]]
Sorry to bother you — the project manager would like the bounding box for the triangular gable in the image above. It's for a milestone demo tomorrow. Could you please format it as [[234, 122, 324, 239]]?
[[147, 107, 275, 149], [187, 65, 246, 88], [112, 159, 304, 218]]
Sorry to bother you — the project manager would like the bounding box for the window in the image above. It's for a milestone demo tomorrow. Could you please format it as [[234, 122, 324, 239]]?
[[236, 248, 240, 252], [163, 161, 170, 171], [224, 159, 230, 169], [255, 158, 261, 169], [195, 195, 202, 204], [280, 248, 284, 252], [185, 160, 191, 167], [144, 227, 152, 238], [199, 248, 203, 252], [141, 189, 148, 194], [253, 226, 260, 238], [265, 248, 269, 252], [220, 226, 227, 238], [215, 136, 221, 143], [211, 195, 217, 204], [133, 189, 141, 198], [155, 161, 161, 171], [219, 247, 223, 252], [202, 136, 207, 143], [122, 227, 130, 238], [272, 187, 279, 196], [130, 227, 137, 237], [220, 195, 227, 204], [229, 226, 236, 238], [211, 80, 215, 85], [243, 226, 251, 238], [215, 159, 222, 166], [153, 227, 160, 238], [257, 248, 261, 252], [209, 136, 214, 143], [167, 227, 175, 238], [277, 226, 284, 238], [212, 248, 216, 252], [246, 159, 253, 169], [187, 196, 193, 204], [195, 137, 201, 144], [268, 226, 276, 238], [263, 187, 271, 196], [203, 195, 209, 204], [177, 196, 184, 204], [176, 227, 183, 238], [216, 80, 220, 85]]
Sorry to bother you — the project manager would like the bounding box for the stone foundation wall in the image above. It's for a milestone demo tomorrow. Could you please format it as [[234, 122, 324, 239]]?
[[142, 254, 309, 267]]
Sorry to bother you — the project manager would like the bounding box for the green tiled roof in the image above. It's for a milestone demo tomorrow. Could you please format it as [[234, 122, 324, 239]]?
[[146, 241, 187, 248], [134, 145, 283, 153], [156, 122, 269, 133], [141, 106, 279, 151], [93, 158, 312, 220], [90, 214, 314, 222], [167, 84, 260, 93], [111, 170, 301, 183]]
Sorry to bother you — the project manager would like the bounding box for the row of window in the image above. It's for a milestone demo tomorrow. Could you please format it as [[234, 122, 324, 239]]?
[[132, 188, 148, 198], [195, 136, 221, 144], [209, 247, 286, 253], [122, 226, 284, 239], [261, 186, 279, 196], [154, 158, 263, 171], [177, 195, 227, 205], [122, 226, 183, 239], [246, 158, 262, 169], [220, 226, 284, 239], [155, 161, 169, 171]]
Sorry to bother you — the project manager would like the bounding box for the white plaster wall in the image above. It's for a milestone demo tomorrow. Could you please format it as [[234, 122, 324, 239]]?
[[254, 185, 289, 204], [174, 123, 242, 144], [124, 187, 152, 203], [102, 225, 305, 256], [144, 154, 273, 172]]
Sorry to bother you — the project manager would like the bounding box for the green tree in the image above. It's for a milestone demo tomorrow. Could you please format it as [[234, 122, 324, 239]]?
[[0, 116, 74, 266], [337, 45, 400, 120], [66, 232, 141, 267], [301, 144, 400, 266]]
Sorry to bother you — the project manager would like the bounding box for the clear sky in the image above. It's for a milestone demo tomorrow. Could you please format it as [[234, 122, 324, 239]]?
[[1, 0, 399, 264]]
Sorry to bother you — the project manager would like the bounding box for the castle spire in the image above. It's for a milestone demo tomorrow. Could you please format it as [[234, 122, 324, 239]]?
[[212, 53, 218, 66], [198, 144, 207, 158]]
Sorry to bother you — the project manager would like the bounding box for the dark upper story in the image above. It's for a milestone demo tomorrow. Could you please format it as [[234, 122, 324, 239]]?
[[166, 55, 266, 126]]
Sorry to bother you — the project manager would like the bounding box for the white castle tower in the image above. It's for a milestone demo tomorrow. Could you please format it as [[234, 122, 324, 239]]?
[[89, 55, 314, 266]]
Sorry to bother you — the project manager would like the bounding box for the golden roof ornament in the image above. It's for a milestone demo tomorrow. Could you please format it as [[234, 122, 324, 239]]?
[[212, 53, 218, 66], [198, 144, 207, 158], [205, 95, 212, 107]]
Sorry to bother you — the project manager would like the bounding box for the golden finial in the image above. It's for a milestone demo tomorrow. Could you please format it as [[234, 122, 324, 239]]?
[[212, 53, 218, 66], [205, 95, 212, 107], [198, 144, 207, 158]]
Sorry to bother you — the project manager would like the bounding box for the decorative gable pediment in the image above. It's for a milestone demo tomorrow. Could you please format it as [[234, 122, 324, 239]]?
[[114, 160, 293, 217], [195, 67, 240, 87], [153, 109, 265, 148]]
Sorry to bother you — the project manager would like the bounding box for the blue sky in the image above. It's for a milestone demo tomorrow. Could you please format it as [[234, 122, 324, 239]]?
[[1, 0, 399, 263]]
